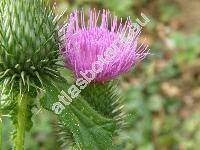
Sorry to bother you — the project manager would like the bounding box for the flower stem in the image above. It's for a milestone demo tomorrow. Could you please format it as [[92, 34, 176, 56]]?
[[14, 94, 29, 150], [0, 112, 2, 150]]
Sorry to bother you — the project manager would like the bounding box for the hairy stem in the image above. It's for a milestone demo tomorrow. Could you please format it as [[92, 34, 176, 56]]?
[[0, 112, 2, 150], [14, 95, 29, 150]]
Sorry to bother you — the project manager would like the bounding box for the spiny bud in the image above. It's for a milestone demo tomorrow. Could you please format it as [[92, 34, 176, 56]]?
[[0, 0, 61, 94]]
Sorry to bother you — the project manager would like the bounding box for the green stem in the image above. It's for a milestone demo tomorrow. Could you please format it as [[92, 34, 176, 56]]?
[[14, 94, 29, 150], [0, 92, 2, 150], [0, 112, 2, 150]]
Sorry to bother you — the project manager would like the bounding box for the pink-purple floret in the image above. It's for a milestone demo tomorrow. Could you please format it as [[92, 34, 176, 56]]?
[[62, 9, 149, 82]]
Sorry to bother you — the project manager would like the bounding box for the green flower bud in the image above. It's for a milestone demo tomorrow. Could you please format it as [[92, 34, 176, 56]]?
[[0, 0, 61, 94]]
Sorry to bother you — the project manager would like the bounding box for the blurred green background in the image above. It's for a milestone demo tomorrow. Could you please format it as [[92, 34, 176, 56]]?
[[3, 0, 200, 149]]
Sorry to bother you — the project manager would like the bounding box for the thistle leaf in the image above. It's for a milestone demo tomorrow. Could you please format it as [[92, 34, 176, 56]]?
[[56, 81, 127, 149], [40, 77, 117, 150]]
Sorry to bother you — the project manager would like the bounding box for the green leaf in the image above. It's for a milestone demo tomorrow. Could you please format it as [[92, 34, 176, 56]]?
[[40, 77, 116, 150]]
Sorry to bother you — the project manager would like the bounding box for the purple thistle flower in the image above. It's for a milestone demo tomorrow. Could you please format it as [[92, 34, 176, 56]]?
[[62, 9, 149, 82]]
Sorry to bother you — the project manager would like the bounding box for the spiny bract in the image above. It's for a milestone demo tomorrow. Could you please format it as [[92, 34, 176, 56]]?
[[0, 0, 61, 94]]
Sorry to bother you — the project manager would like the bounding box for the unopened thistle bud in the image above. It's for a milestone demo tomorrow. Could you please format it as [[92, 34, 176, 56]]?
[[0, 1, 62, 149], [0, 0, 61, 94]]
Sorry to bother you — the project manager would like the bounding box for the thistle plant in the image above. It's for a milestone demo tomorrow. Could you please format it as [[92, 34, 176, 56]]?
[[51, 9, 149, 149], [0, 1, 149, 149], [0, 0, 61, 149]]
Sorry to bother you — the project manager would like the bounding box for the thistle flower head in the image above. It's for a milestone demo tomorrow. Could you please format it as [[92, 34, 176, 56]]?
[[62, 9, 149, 82], [0, 0, 61, 94]]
